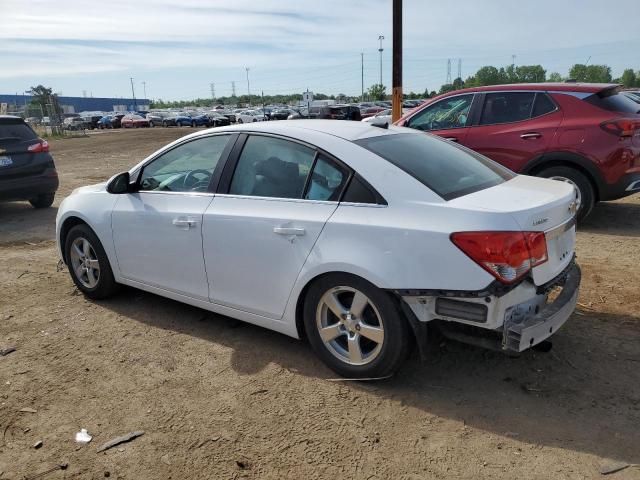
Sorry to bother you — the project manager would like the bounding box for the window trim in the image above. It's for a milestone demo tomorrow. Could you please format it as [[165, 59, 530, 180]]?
[[217, 131, 355, 203], [132, 132, 238, 195], [406, 93, 476, 131], [473, 90, 559, 127]]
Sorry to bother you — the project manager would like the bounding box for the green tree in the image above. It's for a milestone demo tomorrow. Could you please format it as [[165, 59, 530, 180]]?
[[475, 66, 505, 86], [439, 83, 456, 94], [29, 84, 62, 121], [452, 77, 465, 90], [548, 72, 563, 82], [367, 84, 386, 101], [515, 65, 546, 82], [620, 69, 638, 88], [569, 64, 612, 83]]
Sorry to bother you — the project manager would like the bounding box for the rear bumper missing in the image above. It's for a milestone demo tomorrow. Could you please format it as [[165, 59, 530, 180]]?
[[400, 262, 581, 353]]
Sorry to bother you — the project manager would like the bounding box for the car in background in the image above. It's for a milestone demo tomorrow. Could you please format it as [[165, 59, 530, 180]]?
[[25, 117, 40, 126], [362, 108, 409, 126], [318, 105, 362, 121], [396, 83, 640, 220], [57, 120, 580, 377], [121, 114, 150, 128], [622, 90, 640, 104], [360, 106, 387, 119], [63, 117, 89, 131], [236, 110, 267, 123], [187, 113, 211, 128], [0, 115, 58, 208], [146, 112, 167, 127], [98, 114, 125, 129], [287, 106, 321, 119], [81, 115, 103, 130], [206, 112, 231, 127], [163, 112, 192, 127], [270, 109, 292, 120]]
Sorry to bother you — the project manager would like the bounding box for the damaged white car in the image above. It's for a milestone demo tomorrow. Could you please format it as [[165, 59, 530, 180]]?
[[56, 120, 580, 377]]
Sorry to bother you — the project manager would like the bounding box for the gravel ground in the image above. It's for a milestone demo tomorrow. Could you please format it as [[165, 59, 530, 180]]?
[[1, 128, 639, 479]]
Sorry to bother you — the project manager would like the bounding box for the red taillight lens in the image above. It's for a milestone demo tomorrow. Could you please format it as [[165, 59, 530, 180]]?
[[451, 231, 548, 284], [600, 118, 640, 137], [28, 140, 49, 153]]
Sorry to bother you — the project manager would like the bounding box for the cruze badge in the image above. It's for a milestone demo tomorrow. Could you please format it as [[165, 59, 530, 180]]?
[[532, 217, 548, 226]]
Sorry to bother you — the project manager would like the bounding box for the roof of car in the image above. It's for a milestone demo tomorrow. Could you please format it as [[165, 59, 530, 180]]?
[[435, 82, 620, 99], [0, 115, 25, 123]]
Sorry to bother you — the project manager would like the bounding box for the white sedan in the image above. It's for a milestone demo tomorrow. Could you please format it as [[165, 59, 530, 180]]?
[[56, 121, 580, 377], [236, 110, 266, 123]]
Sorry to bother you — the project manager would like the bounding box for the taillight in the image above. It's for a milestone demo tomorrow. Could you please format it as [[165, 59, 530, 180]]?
[[600, 118, 640, 137], [28, 140, 49, 153], [451, 231, 548, 284]]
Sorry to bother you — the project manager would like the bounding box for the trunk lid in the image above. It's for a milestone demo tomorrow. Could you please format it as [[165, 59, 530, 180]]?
[[449, 175, 576, 285], [0, 119, 45, 179]]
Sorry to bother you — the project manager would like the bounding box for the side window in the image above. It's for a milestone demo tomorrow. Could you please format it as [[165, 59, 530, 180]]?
[[305, 155, 348, 201], [480, 92, 535, 125], [229, 135, 315, 199], [139, 135, 230, 192], [532, 93, 556, 117], [342, 175, 381, 204], [407, 94, 473, 131]]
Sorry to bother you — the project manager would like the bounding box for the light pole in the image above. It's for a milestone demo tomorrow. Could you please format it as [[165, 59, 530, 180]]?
[[361, 52, 364, 101], [130, 77, 137, 110], [378, 35, 385, 86], [142, 81, 147, 102], [245, 68, 251, 106]]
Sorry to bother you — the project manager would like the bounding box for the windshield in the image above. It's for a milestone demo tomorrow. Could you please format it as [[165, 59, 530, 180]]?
[[355, 133, 514, 200]]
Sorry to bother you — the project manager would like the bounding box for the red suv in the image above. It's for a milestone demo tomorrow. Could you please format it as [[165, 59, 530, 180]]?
[[396, 83, 640, 220]]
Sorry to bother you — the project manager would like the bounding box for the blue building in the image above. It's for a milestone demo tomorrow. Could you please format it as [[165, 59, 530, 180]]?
[[0, 94, 150, 115]]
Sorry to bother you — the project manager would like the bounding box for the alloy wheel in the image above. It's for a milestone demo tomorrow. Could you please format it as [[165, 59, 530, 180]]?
[[69, 237, 101, 288], [316, 286, 385, 366]]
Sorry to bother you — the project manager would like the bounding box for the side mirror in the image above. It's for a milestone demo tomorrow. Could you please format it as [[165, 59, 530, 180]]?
[[107, 171, 134, 194]]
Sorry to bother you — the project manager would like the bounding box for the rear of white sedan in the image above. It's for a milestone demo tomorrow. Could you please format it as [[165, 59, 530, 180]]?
[[56, 121, 580, 378]]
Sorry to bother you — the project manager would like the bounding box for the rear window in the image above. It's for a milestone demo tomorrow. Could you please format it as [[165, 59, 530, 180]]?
[[584, 88, 640, 114], [355, 133, 514, 200], [0, 120, 37, 146]]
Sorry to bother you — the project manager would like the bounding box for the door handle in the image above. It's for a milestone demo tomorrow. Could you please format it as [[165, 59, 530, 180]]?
[[520, 132, 542, 139], [444, 137, 458, 142], [273, 227, 306, 236], [172, 217, 198, 230]]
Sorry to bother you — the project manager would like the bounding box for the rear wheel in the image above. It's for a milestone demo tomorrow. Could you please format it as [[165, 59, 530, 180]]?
[[64, 224, 118, 299], [537, 166, 595, 221], [304, 273, 411, 378], [29, 193, 55, 209]]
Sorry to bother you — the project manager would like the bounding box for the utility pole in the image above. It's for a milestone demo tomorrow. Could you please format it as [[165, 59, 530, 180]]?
[[361, 52, 364, 101], [245, 68, 251, 106], [512, 54, 516, 67], [231, 81, 236, 97], [378, 35, 385, 86], [446, 59, 452, 84], [457, 58, 462, 80], [130, 77, 137, 110], [391, 0, 402, 122], [142, 81, 147, 101], [210, 83, 215, 102]]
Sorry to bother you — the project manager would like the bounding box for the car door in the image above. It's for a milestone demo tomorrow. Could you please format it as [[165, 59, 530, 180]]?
[[402, 93, 476, 144], [111, 134, 234, 300], [202, 134, 350, 320], [464, 91, 562, 171]]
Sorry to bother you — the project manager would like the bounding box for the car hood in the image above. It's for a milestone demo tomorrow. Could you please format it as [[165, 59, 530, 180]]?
[[71, 182, 107, 196]]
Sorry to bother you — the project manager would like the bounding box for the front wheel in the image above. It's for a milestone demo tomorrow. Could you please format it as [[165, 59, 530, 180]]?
[[29, 193, 55, 208], [237, 119, 243, 124], [64, 224, 118, 299], [537, 166, 595, 221], [304, 274, 412, 378]]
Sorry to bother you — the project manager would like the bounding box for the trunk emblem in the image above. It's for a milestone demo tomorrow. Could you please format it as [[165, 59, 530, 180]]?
[[532, 217, 549, 226]]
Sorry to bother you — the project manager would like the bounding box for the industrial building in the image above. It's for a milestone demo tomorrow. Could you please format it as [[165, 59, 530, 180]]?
[[0, 94, 150, 115]]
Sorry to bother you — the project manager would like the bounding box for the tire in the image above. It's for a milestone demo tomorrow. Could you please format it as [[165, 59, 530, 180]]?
[[537, 166, 595, 221], [237, 119, 243, 124], [163, 121, 168, 128], [64, 224, 118, 300], [303, 273, 412, 378], [29, 193, 55, 209]]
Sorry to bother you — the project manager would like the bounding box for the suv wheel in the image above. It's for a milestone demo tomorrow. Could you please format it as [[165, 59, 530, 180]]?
[[64, 224, 118, 299], [29, 193, 55, 208], [537, 166, 595, 221], [304, 273, 411, 378]]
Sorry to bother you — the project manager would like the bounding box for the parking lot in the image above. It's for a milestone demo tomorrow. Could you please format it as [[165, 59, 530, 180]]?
[[1, 128, 639, 479]]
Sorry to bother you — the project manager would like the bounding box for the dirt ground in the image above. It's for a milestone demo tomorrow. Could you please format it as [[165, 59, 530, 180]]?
[[1, 128, 639, 480]]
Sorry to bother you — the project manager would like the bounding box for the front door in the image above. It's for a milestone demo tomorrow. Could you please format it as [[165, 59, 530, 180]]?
[[111, 134, 232, 300], [203, 135, 349, 319]]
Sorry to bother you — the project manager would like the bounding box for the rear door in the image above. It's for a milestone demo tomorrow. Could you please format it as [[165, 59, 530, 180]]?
[[464, 92, 563, 172], [203, 134, 350, 319], [0, 118, 48, 181], [402, 93, 476, 144]]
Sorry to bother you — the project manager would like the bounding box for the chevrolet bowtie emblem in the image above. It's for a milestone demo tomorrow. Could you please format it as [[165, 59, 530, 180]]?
[[568, 201, 577, 215]]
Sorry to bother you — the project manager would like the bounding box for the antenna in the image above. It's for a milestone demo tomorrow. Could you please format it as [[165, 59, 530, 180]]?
[[446, 59, 452, 84]]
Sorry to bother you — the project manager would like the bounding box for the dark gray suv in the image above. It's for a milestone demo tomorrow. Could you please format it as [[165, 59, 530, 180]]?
[[0, 116, 58, 208]]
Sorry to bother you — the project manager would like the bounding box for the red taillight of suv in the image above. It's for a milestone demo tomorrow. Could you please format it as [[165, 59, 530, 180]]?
[[451, 231, 548, 284], [28, 140, 49, 153], [600, 118, 640, 138]]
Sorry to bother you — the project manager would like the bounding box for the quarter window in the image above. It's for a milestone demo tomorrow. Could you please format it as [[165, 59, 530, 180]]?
[[139, 135, 230, 192], [229, 135, 315, 199], [407, 94, 473, 131], [532, 93, 556, 117], [305, 155, 348, 201], [479, 92, 535, 125]]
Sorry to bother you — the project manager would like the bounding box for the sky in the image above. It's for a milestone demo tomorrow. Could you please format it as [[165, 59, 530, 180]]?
[[1, 0, 639, 101]]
